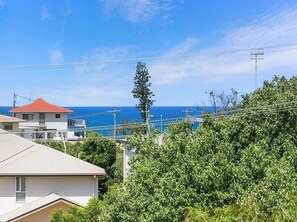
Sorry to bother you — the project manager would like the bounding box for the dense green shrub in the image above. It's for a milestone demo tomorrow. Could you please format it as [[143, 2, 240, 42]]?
[[52, 76, 297, 221]]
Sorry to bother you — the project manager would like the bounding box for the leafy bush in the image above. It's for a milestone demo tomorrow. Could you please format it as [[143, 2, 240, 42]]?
[[51, 197, 103, 222], [52, 76, 297, 221], [80, 133, 117, 197]]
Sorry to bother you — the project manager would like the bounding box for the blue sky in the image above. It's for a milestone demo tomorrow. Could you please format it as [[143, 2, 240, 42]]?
[[0, 0, 297, 106]]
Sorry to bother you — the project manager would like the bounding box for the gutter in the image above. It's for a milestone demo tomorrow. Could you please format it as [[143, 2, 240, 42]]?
[[92, 175, 96, 196]]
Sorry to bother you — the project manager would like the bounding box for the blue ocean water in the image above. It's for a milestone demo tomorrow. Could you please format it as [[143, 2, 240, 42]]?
[[0, 106, 204, 136]]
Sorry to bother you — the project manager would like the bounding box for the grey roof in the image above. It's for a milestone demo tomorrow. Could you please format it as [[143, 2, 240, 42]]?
[[0, 193, 82, 222], [0, 129, 106, 176]]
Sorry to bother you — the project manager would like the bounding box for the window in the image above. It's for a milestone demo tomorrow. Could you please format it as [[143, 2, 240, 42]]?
[[16, 176, 25, 203], [55, 114, 61, 119], [4, 123, 13, 131], [23, 114, 33, 121]]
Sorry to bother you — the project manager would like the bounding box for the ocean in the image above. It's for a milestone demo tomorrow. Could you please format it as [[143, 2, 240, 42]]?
[[0, 106, 204, 136]]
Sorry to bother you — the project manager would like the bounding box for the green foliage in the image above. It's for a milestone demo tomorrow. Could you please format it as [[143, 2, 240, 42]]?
[[37, 140, 82, 158], [184, 197, 297, 221], [81, 136, 116, 171], [131, 61, 155, 122], [81, 134, 117, 197], [100, 75, 297, 221], [51, 76, 297, 221], [117, 119, 145, 135], [183, 202, 259, 222], [50, 197, 103, 222], [50, 209, 64, 222], [109, 148, 123, 185], [206, 88, 238, 113], [86, 131, 101, 138]]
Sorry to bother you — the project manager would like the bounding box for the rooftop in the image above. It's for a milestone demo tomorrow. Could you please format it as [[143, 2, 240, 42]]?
[[0, 115, 24, 123], [0, 193, 82, 222], [0, 129, 106, 176], [10, 98, 73, 113]]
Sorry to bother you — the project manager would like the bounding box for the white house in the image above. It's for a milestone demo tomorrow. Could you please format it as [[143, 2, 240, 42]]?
[[0, 129, 106, 222], [10, 98, 73, 140], [0, 115, 24, 133]]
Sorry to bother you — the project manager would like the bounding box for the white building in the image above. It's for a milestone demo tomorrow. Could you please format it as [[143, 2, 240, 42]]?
[[123, 148, 136, 180], [0, 129, 106, 222], [10, 98, 73, 140]]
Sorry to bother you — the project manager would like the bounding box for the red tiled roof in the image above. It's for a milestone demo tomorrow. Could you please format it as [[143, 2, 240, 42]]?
[[10, 98, 73, 113]]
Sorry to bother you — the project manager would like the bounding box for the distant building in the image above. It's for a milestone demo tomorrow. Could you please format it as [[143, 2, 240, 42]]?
[[0, 115, 24, 133], [10, 98, 73, 140], [124, 148, 136, 180], [0, 129, 106, 222], [122, 135, 163, 180]]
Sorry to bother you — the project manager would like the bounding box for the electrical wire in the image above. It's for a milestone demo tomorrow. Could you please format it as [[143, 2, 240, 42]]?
[[1, 43, 297, 71], [1, 101, 297, 136]]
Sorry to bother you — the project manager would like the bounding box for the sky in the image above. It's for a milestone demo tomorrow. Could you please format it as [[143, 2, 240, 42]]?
[[0, 0, 297, 106]]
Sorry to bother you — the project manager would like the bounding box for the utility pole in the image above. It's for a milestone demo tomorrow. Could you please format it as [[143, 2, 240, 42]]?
[[160, 114, 163, 136], [60, 132, 67, 154], [251, 48, 264, 89], [13, 93, 17, 110], [108, 109, 121, 142], [182, 108, 193, 121], [12, 93, 17, 116], [12, 93, 33, 109]]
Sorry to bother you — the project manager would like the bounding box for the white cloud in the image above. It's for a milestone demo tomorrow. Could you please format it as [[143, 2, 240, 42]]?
[[49, 46, 63, 64], [40, 5, 52, 21], [74, 46, 133, 82], [0, 0, 5, 10], [41, 46, 135, 105], [100, 0, 180, 22], [39, 85, 130, 106], [16, 46, 135, 106], [149, 6, 297, 86]]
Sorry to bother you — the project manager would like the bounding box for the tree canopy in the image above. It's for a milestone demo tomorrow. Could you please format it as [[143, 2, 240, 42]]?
[[116, 119, 145, 136], [80, 133, 117, 197], [52, 76, 297, 221]]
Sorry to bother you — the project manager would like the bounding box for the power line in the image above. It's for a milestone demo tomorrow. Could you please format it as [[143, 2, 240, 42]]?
[[1, 43, 297, 71], [12, 93, 34, 114], [265, 47, 297, 54], [1, 101, 296, 136], [1, 101, 297, 137], [69, 112, 109, 119]]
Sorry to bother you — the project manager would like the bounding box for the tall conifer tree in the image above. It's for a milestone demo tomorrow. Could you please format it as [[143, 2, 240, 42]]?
[[132, 61, 155, 123]]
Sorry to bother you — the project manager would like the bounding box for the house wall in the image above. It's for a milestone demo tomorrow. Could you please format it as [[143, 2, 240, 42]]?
[[16, 113, 68, 130], [45, 113, 68, 130], [15, 201, 72, 222], [0, 122, 19, 132], [0, 176, 98, 215]]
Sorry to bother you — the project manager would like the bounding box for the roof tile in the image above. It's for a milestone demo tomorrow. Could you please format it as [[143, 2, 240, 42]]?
[[10, 98, 73, 113]]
